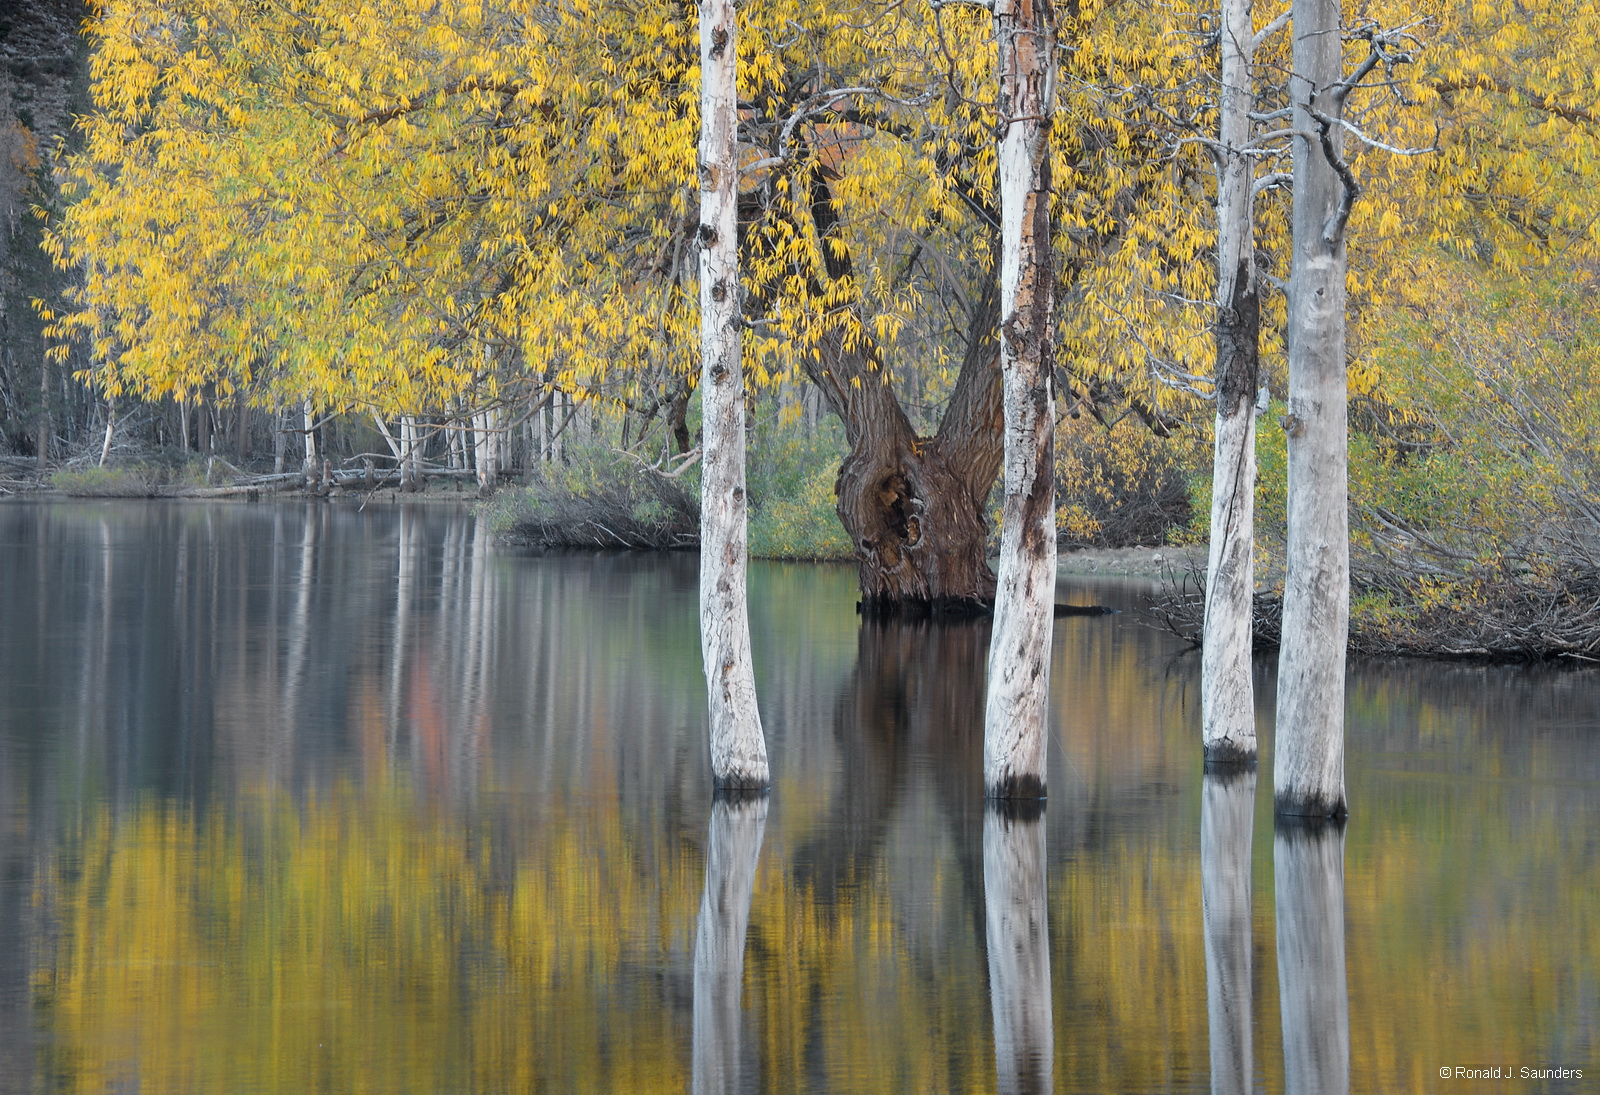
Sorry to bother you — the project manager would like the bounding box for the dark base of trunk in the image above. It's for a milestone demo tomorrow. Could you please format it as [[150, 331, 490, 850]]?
[[836, 437, 997, 613], [987, 773, 1047, 802], [857, 594, 993, 620], [1274, 791, 1348, 821], [1203, 742, 1259, 772]]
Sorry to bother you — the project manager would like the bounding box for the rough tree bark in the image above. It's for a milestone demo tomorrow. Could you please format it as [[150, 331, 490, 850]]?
[[983, 803, 1053, 1094], [1202, 0, 1265, 767], [798, 171, 1004, 616], [697, 0, 769, 789], [1277, 0, 1351, 818], [984, 0, 1058, 800], [691, 793, 767, 1095], [1202, 770, 1256, 1095]]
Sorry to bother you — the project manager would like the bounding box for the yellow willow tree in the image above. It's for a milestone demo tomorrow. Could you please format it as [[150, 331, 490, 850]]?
[[47, 0, 1230, 613], [46, 0, 713, 439]]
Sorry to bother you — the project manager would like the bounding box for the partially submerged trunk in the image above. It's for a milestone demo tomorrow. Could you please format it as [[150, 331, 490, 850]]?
[[808, 314, 1002, 615], [799, 176, 1004, 617], [697, 0, 768, 790], [1277, 0, 1351, 818], [1202, 0, 1263, 768], [984, 0, 1058, 801]]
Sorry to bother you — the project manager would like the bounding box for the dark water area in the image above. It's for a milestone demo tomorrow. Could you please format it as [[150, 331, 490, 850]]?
[[0, 501, 1594, 1093]]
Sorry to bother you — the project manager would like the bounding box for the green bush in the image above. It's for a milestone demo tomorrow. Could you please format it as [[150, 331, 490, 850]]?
[[51, 463, 166, 497], [747, 419, 852, 560]]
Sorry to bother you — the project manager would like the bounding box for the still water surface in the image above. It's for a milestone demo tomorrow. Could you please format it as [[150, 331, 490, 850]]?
[[0, 502, 1595, 1093]]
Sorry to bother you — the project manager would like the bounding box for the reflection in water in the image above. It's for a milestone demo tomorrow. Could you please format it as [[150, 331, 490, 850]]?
[[1201, 771, 1255, 1095], [985, 804, 1053, 1094], [1276, 821, 1350, 1095], [693, 793, 768, 1095], [0, 504, 1596, 1094]]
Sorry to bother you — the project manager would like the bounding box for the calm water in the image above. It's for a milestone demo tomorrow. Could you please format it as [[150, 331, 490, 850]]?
[[0, 501, 1595, 1094]]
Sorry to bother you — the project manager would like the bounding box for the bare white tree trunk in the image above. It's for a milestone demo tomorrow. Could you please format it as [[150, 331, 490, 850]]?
[[400, 414, 421, 492], [1203, 0, 1264, 766], [489, 406, 503, 486], [1275, 821, 1349, 1095], [273, 407, 287, 474], [473, 408, 493, 492], [1202, 770, 1255, 1095], [984, 0, 1058, 801], [98, 398, 116, 467], [691, 794, 767, 1095], [301, 399, 317, 473], [984, 804, 1053, 1094], [698, 0, 768, 789], [1277, 0, 1350, 817], [372, 412, 404, 464]]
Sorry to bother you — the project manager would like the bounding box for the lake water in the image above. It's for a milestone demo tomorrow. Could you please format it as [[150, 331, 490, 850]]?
[[0, 501, 1594, 1093]]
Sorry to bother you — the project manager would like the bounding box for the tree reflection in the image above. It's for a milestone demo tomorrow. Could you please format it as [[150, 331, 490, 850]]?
[[984, 801, 1053, 1094], [693, 792, 768, 1095], [1276, 819, 1349, 1095], [1201, 770, 1255, 1095]]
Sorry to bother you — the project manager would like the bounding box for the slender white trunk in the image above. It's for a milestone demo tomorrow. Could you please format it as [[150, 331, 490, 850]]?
[[691, 795, 767, 1095], [984, 0, 1058, 800], [1275, 821, 1349, 1095], [274, 407, 287, 474], [98, 398, 116, 467], [1202, 771, 1255, 1095], [301, 399, 317, 473], [698, 0, 768, 789], [373, 412, 404, 463], [1277, 0, 1350, 818], [400, 414, 420, 491], [984, 805, 1053, 1094], [474, 408, 493, 492], [1203, 0, 1263, 766]]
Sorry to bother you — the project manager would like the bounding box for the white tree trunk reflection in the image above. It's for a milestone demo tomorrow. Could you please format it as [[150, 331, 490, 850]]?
[[1275, 821, 1349, 1095], [984, 804, 1053, 1094], [692, 793, 768, 1095], [1202, 770, 1255, 1095]]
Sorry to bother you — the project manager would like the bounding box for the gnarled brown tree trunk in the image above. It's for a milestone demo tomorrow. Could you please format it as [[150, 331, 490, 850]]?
[[811, 311, 1002, 615], [798, 174, 1005, 615]]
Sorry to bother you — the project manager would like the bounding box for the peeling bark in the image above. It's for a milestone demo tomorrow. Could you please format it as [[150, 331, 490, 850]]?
[[698, 0, 768, 790], [1277, 0, 1349, 819], [1203, 0, 1263, 767], [984, 0, 1058, 800]]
